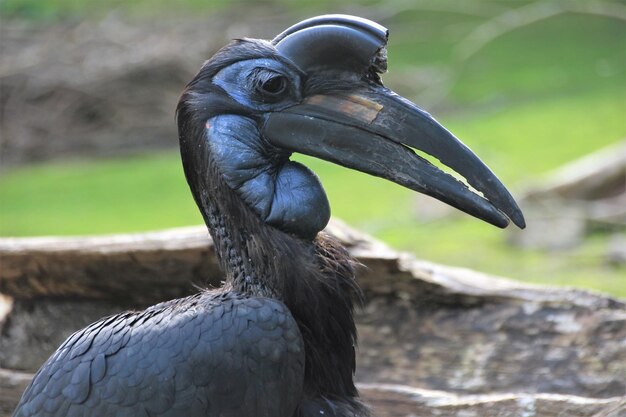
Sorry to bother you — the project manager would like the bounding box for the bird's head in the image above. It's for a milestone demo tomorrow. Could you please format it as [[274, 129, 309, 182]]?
[[177, 15, 525, 240]]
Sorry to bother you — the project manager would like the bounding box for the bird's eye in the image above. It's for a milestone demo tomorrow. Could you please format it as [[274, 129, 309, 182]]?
[[259, 75, 287, 95]]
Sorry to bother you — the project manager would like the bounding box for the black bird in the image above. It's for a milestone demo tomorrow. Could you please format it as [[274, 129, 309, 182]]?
[[14, 15, 525, 417]]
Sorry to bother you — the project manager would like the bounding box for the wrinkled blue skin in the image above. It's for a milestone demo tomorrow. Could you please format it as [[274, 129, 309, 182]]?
[[210, 58, 331, 239]]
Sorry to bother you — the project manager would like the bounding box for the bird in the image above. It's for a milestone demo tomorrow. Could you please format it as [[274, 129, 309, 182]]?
[[13, 14, 525, 417]]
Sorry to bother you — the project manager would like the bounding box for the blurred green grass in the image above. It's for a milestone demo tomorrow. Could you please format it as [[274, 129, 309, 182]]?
[[1, 2, 625, 296], [1, 0, 385, 20], [0, 0, 226, 20]]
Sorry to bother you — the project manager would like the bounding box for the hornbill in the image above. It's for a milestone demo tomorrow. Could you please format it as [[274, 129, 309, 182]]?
[[14, 15, 525, 417]]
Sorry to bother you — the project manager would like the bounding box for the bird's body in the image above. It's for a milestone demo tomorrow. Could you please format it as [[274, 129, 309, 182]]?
[[16, 186, 367, 416], [14, 15, 524, 417]]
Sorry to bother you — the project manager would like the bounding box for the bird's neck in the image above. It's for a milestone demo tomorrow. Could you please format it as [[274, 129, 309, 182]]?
[[198, 171, 361, 400]]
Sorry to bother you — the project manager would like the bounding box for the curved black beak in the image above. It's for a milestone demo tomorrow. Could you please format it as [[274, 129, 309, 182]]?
[[262, 86, 525, 229]]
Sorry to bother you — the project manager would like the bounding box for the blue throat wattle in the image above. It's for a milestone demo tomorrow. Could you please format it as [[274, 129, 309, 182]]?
[[207, 114, 330, 239]]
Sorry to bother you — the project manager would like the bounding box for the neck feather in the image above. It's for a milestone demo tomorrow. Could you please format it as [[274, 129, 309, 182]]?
[[193, 159, 362, 399]]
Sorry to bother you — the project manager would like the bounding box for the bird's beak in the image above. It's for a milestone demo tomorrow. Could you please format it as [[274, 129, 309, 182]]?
[[262, 86, 525, 229]]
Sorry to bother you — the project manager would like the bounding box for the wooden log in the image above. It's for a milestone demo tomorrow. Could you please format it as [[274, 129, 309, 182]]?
[[1, 220, 625, 415], [522, 140, 626, 202], [509, 140, 626, 249], [1, 370, 623, 417], [0, 369, 31, 417], [359, 384, 626, 417], [0, 226, 222, 304]]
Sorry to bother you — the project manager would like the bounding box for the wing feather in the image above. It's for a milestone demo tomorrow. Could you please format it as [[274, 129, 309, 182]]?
[[14, 291, 304, 417]]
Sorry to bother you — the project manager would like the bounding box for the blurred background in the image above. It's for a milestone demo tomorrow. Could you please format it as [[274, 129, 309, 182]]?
[[0, 0, 624, 296]]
